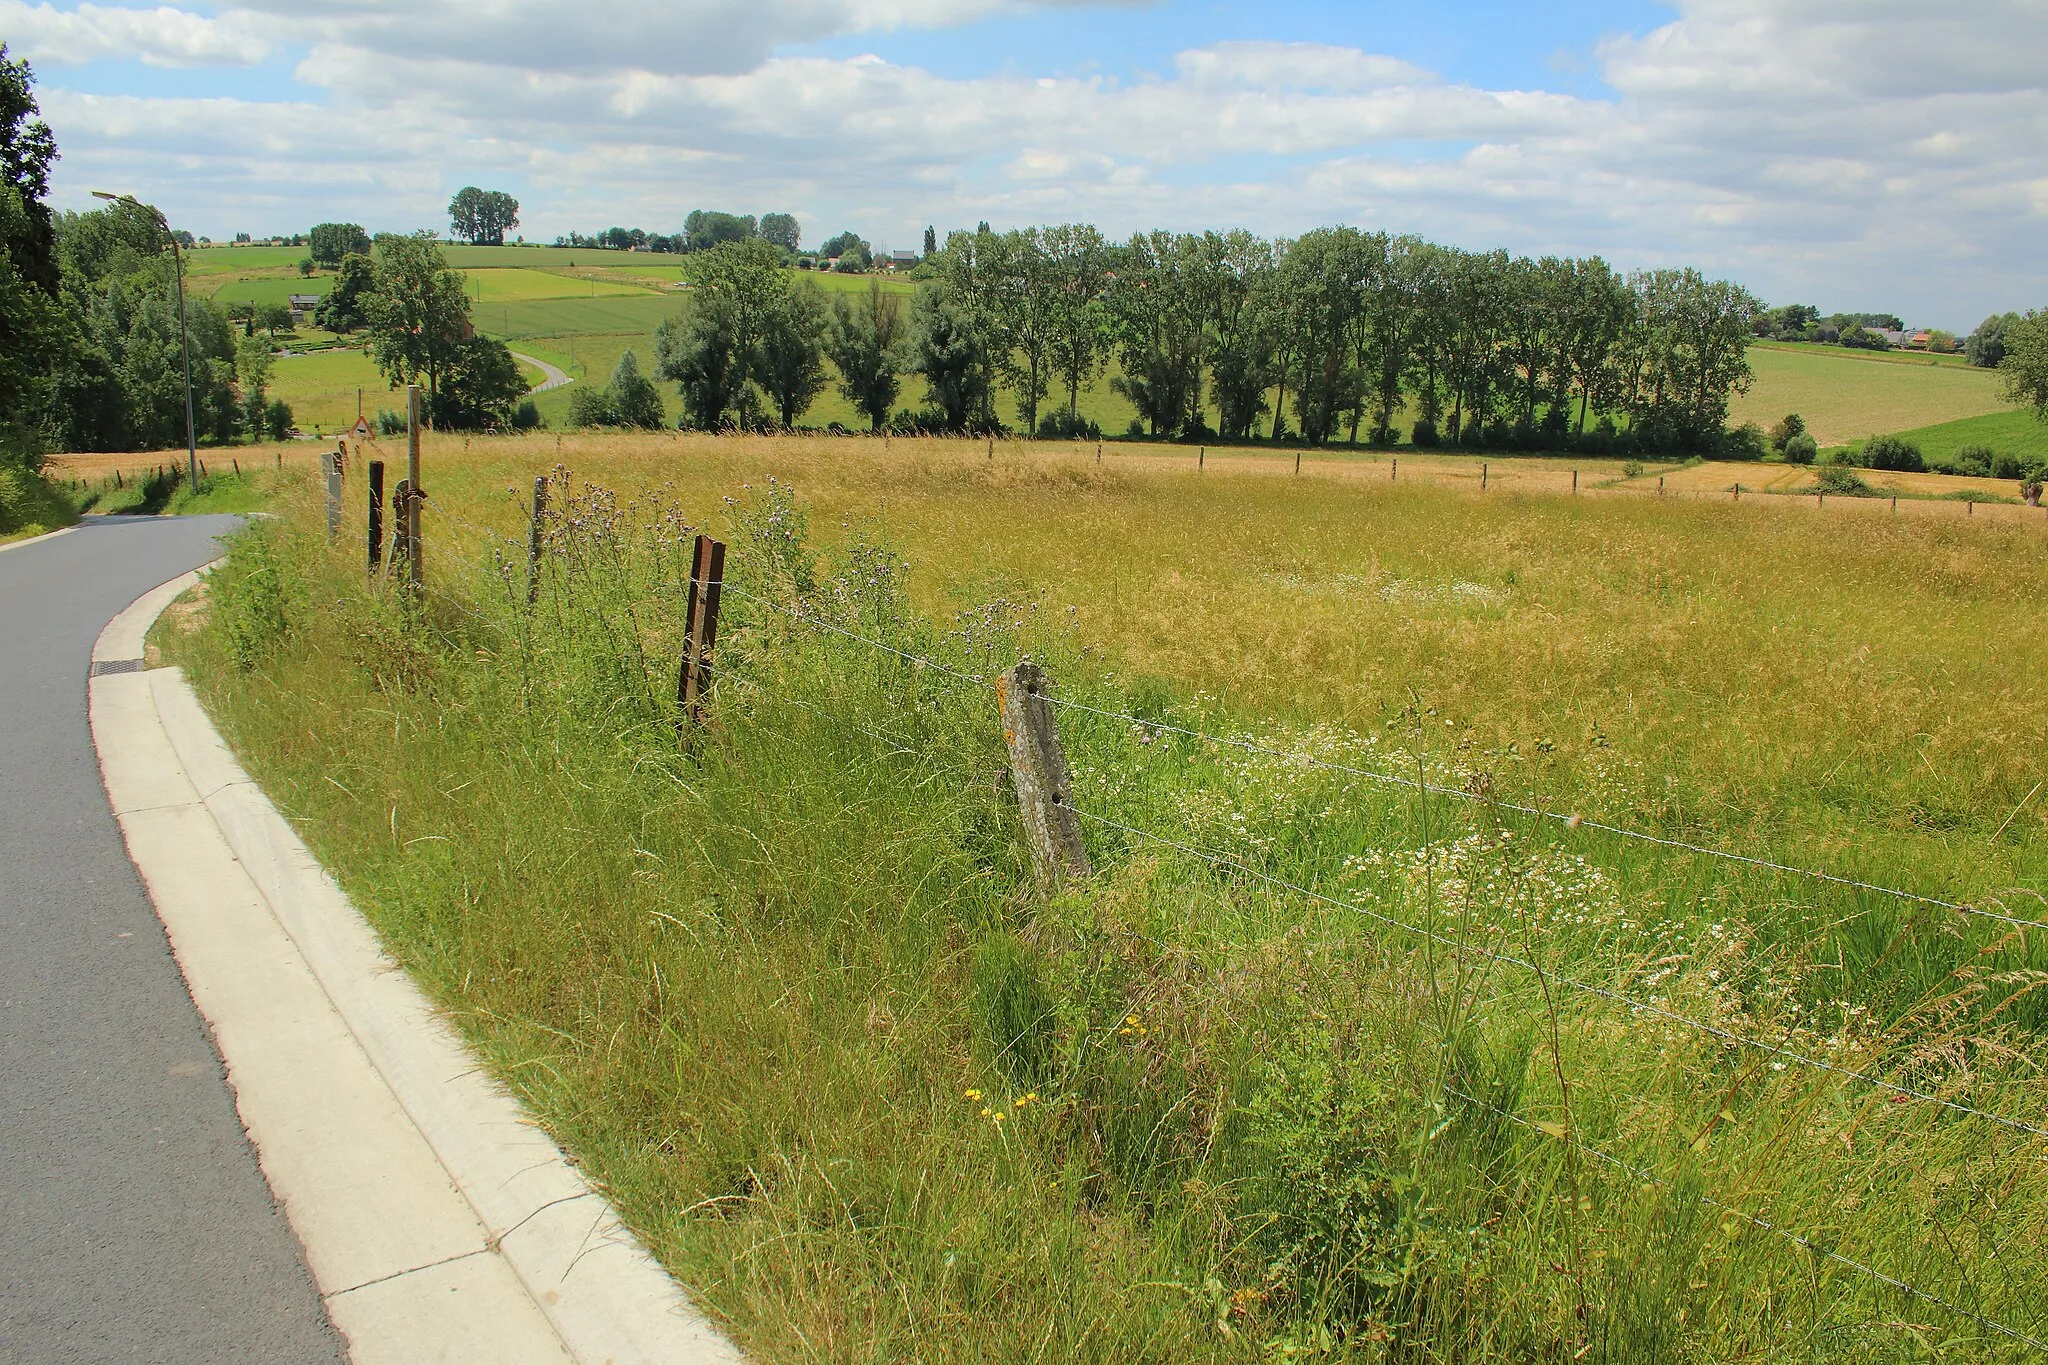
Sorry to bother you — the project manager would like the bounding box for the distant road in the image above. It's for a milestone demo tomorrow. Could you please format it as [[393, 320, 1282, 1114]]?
[[511, 351, 572, 393], [0, 516, 344, 1363]]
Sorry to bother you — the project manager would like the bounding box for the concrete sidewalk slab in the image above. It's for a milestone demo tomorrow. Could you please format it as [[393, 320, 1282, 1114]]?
[[91, 570, 744, 1365]]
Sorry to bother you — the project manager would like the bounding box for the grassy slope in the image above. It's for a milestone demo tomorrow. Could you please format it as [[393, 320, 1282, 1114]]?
[[167, 436, 2048, 1362], [1730, 344, 2008, 445]]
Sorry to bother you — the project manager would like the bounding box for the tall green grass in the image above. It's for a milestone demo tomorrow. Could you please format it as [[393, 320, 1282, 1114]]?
[[168, 463, 2048, 1362]]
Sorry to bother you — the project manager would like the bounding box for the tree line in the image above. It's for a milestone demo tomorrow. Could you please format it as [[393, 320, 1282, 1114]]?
[[629, 225, 1768, 454], [554, 209, 803, 256]]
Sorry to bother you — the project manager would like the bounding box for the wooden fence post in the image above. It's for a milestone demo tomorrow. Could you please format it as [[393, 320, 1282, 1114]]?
[[1481, 462, 1489, 490], [1199, 446, 1205, 472], [406, 385, 423, 590], [527, 475, 548, 606], [1734, 482, 1741, 501], [1391, 458, 1397, 481], [1572, 469, 1578, 494], [678, 534, 726, 729], [997, 660, 1091, 889], [324, 449, 342, 538], [232, 457, 240, 478], [1658, 475, 1664, 495], [368, 461, 384, 574]]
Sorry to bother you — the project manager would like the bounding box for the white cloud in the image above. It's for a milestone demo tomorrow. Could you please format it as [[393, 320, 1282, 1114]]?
[[23, 0, 2048, 325], [1, 1, 267, 67]]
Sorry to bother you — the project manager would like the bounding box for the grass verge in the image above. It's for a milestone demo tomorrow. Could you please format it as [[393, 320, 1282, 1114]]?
[[163, 447, 2048, 1361]]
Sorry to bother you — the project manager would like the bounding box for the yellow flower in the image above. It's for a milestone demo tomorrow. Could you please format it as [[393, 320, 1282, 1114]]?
[[980, 1107, 992, 1118], [963, 1089, 982, 1101]]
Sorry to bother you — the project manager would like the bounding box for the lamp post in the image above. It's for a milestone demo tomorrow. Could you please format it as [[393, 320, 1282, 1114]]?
[[93, 191, 197, 488]]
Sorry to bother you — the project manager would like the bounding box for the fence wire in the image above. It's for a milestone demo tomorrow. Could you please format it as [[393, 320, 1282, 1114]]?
[[1047, 695, 2048, 938], [1063, 801, 2048, 1142], [392, 496, 2046, 1354]]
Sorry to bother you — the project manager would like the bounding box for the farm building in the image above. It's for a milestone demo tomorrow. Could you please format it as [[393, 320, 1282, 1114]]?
[[288, 293, 320, 326]]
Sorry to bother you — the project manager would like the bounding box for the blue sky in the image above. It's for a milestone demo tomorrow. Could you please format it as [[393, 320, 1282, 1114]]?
[[7, 0, 2045, 326], [794, 0, 1671, 95]]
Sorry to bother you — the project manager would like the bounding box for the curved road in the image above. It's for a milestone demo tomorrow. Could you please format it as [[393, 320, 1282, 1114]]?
[[0, 517, 343, 1362], [510, 351, 573, 394]]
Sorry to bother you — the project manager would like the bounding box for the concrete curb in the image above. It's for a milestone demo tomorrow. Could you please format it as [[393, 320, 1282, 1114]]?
[[90, 568, 744, 1365], [0, 523, 78, 554]]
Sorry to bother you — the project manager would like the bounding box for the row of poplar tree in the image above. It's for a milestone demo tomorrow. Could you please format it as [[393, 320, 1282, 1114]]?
[[642, 226, 1763, 452]]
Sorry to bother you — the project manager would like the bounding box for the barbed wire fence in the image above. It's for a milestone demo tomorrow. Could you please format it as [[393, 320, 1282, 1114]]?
[[331, 458, 2048, 1355]]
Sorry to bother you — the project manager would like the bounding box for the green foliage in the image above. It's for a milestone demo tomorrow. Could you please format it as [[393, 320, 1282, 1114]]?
[[684, 209, 758, 252], [1767, 412, 1805, 451], [365, 233, 472, 404], [307, 222, 369, 267], [568, 349, 665, 429], [314, 253, 374, 333], [1813, 462, 1867, 495], [757, 212, 800, 253], [1782, 431, 1817, 463], [1966, 311, 2020, 368], [826, 280, 906, 431], [447, 186, 519, 246], [1999, 308, 2048, 421], [1860, 433, 1926, 471], [758, 278, 829, 428], [428, 334, 526, 430], [908, 285, 990, 432], [0, 459, 73, 537]]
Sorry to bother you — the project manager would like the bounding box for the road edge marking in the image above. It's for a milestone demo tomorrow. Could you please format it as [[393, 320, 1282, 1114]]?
[[91, 568, 744, 1365]]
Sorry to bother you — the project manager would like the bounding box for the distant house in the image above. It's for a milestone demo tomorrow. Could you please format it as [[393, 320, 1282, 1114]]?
[[288, 293, 320, 327], [1907, 330, 1933, 349], [887, 249, 919, 270], [1874, 328, 1910, 348]]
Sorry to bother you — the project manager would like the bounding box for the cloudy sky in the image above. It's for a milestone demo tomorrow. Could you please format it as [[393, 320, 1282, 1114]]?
[[6, 0, 2044, 327]]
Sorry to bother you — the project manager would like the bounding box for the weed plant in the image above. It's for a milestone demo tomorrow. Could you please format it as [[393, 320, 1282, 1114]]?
[[167, 446, 2048, 1362]]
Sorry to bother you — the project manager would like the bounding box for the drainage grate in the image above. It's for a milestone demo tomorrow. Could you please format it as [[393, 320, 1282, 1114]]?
[[90, 658, 146, 676]]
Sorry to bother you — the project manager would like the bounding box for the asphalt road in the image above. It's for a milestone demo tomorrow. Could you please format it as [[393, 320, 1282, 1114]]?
[[0, 517, 343, 1363]]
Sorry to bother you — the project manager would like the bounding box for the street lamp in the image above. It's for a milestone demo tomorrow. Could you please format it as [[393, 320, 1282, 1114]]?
[[93, 191, 197, 489]]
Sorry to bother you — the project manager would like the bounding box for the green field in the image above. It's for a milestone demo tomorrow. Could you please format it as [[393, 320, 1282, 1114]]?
[[465, 267, 655, 303], [210, 276, 332, 305], [474, 294, 681, 340], [1836, 406, 2048, 465], [169, 436, 2048, 1361], [1730, 343, 2008, 445], [267, 348, 544, 433]]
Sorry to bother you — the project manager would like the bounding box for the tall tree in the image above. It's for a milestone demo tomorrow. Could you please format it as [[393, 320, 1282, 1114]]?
[[1204, 230, 1278, 441], [364, 233, 472, 405], [314, 252, 375, 333], [923, 225, 937, 258], [1999, 310, 2048, 421], [1042, 222, 1110, 426], [307, 222, 370, 267], [0, 44, 63, 463], [447, 187, 519, 246], [827, 280, 906, 431], [908, 285, 989, 431], [758, 277, 830, 427], [758, 213, 801, 253], [656, 238, 790, 428]]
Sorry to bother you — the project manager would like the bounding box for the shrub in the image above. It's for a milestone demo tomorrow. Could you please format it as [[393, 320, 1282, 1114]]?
[[1037, 409, 1101, 441], [1622, 459, 1646, 478], [1720, 421, 1767, 460], [1815, 464, 1868, 495], [1990, 448, 2024, 479], [375, 408, 406, 436], [265, 399, 294, 442], [1409, 418, 1440, 448], [511, 399, 543, 431], [1782, 432, 1818, 464], [1860, 434, 1925, 472], [1768, 413, 1806, 452]]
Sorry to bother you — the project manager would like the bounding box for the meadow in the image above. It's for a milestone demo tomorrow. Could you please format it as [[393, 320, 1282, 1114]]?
[[155, 432, 2048, 1362], [1729, 345, 2008, 445]]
